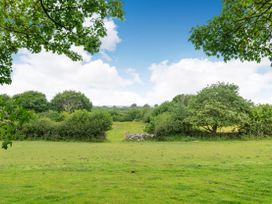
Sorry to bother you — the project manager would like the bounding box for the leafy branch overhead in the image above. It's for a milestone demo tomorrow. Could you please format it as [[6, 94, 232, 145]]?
[[0, 0, 124, 84], [189, 0, 272, 64]]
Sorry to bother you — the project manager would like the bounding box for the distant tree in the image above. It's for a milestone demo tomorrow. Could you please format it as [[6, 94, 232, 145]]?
[[190, 0, 272, 64], [143, 104, 151, 108], [0, 0, 124, 85], [188, 82, 251, 134], [13, 91, 48, 112], [130, 103, 137, 108], [51, 90, 92, 112]]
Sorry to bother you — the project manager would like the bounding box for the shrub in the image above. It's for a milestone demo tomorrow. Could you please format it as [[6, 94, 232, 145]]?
[[21, 117, 60, 140], [58, 110, 112, 140], [38, 110, 66, 122], [145, 107, 192, 138], [21, 110, 112, 141], [241, 104, 272, 136]]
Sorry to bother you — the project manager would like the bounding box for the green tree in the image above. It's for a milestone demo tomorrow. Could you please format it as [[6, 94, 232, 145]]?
[[13, 91, 49, 112], [242, 104, 272, 136], [188, 82, 251, 134], [51, 90, 92, 112], [190, 0, 272, 64], [0, 97, 32, 149], [145, 95, 193, 137], [0, 0, 124, 84]]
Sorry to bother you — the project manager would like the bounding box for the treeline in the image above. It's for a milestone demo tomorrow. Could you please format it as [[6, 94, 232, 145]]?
[[1, 82, 272, 146], [144, 82, 272, 139]]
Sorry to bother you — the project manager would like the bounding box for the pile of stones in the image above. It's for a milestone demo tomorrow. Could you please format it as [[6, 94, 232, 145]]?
[[124, 133, 155, 141]]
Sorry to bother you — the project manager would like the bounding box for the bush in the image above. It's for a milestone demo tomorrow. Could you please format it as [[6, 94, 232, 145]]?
[[38, 110, 66, 122], [21, 110, 112, 141], [145, 96, 193, 138], [241, 104, 272, 136], [21, 117, 60, 140], [59, 110, 112, 140], [145, 108, 192, 138]]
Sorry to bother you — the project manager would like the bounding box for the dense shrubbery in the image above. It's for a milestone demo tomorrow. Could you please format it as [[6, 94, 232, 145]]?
[[145, 95, 194, 137], [0, 91, 111, 145], [241, 104, 272, 136], [59, 110, 112, 140], [21, 110, 112, 141]]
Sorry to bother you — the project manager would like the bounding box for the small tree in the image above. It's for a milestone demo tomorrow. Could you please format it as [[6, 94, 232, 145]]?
[[0, 97, 32, 149], [188, 82, 251, 134], [13, 91, 48, 112], [51, 90, 92, 112]]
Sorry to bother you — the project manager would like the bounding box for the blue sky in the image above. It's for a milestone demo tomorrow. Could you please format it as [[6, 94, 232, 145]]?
[[2, 0, 272, 106], [108, 0, 222, 73]]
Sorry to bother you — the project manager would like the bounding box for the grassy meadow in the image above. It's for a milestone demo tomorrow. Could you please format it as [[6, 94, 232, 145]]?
[[1, 122, 272, 203]]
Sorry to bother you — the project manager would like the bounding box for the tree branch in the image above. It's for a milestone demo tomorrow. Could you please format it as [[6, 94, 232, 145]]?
[[39, 0, 67, 29]]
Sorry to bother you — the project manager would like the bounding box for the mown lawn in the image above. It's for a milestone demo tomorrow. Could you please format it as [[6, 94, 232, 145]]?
[[0, 122, 272, 203]]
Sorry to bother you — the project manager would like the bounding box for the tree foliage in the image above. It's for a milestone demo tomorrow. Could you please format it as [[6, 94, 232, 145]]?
[[0, 97, 32, 149], [50, 90, 92, 112], [21, 110, 112, 140], [188, 82, 251, 134], [13, 91, 49, 112], [242, 104, 272, 135], [190, 0, 272, 64], [0, 0, 124, 84], [145, 95, 193, 137]]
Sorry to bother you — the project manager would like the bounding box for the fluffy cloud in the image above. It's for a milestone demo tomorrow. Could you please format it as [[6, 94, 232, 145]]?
[[125, 68, 143, 85], [100, 18, 121, 52], [1, 50, 272, 106], [0, 50, 145, 106], [146, 58, 272, 104]]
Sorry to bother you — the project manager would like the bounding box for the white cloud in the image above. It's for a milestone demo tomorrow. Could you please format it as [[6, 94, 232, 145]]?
[[83, 16, 121, 58], [1, 51, 145, 106], [2, 52, 272, 107], [100, 18, 121, 52], [125, 68, 143, 85], [146, 58, 272, 104]]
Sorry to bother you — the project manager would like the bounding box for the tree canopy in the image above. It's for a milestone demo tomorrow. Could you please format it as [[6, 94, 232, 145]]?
[[50, 90, 92, 112], [189, 0, 272, 64], [0, 0, 124, 84], [13, 91, 49, 112], [188, 82, 251, 134]]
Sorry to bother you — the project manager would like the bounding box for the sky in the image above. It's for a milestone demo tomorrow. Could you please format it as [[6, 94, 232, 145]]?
[[1, 0, 272, 106]]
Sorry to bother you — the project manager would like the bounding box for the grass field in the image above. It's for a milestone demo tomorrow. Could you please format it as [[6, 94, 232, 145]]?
[[1, 122, 272, 203]]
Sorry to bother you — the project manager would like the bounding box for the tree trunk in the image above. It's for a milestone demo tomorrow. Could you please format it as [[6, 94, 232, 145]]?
[[211, 124, 217, 135]]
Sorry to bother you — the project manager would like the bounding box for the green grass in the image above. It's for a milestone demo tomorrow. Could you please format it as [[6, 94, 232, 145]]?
[[107, 121, 145, 142], [1, 122, 272, 203]]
